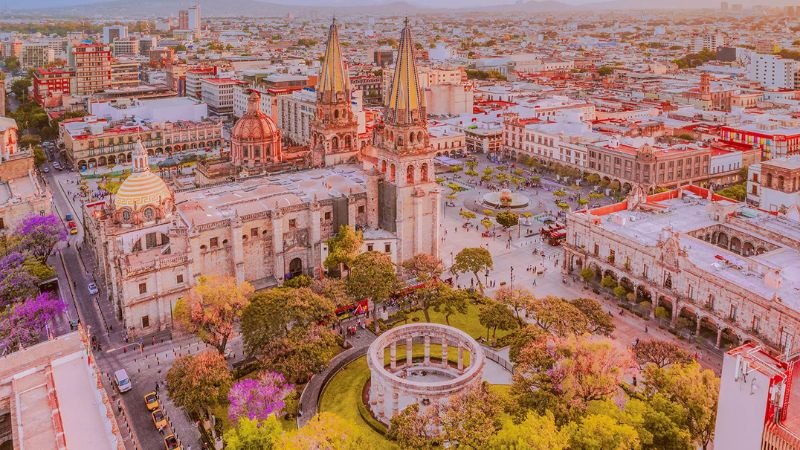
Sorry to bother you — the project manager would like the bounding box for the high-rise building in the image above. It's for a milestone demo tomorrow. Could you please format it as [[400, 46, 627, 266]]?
[[178, 10, 189, 30], [188, 5, 201, 37], [746, 53, 799, 90], [32, 68, 73, 107], [111, 59, 141, 90], [102, 25, 128, 45], [69, 43, 112, 96], [111, 38, 139, 57], [310, 18, 359, 167], [20, 43, 54, 70]]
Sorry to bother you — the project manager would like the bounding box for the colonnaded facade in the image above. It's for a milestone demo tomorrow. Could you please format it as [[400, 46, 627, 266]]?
[[83, 19, 440, 337], [563, 185, 800, 355], [366, 323, 485, 424]]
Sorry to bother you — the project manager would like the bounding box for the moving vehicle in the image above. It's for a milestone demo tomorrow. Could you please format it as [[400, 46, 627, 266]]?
[[114, 369, 132, 393], [164, 435, 181, 450], [87, 283, 98, 295], [42, 166, 49, 173], [144, 392, 159, 411], [151, 409, 167, 430], [67, 220, 77, 228], [69, 227, 78, 235]]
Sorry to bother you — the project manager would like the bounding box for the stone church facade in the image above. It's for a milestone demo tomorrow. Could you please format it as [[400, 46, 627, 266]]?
[[83, 20, 440, 337]]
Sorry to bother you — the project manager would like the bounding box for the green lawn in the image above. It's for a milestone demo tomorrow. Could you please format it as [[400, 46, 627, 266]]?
[[399, 302, 513, 342], [319, 356, 396, 448]]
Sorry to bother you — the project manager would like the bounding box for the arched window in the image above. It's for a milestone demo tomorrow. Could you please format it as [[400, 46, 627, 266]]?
[[766, 173, 773, 188], [397, 136, 404, 146], [345, 135, 352, 149], [122, 209, 131, 222], [144, 208, 155, 221], [390, 164, 396, 181], [331, 136, 339, 150], [334, 109, 339, 119], [417, 131, 424, 143], [406, 165, 415, 184], [381, 160, 387, 174], [409, 132, 415, 144], [420, 163, 429, 182]]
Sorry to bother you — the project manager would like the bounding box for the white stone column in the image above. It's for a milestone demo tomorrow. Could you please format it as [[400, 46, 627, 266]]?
[[406, 337, 413, 366], [441, 338, 448, 368], [390, 343, 397, 370], [383, 382, 392, 419], [458, 346, 464, 371], [272, 214, 285, 282], [716, 327, 723, 348], [414, 194, 423, 256], [231, 218, 245, 283], [424, 335, 431, 365], [391, 391, 399, 417]]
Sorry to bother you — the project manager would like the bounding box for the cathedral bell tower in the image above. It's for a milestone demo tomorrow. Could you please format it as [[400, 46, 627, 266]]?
[[373, 18, 440, 261], [311, 18, 359, 167]]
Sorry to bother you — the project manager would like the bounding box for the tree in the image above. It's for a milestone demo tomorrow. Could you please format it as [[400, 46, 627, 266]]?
[[459, 210, 476, 220], [166, 350, 232, 418], [601, 276, 618, 289], [508, 325, 547, 363], [633, 340, 692, 369], [4, 56, 19, 72], [642, 363, 719, 449], [613, 285, 628, 300], [173, 275, 254, 355], [241, 288, 338, 383], [479, 300, 518, 340], [279, 412, 367, 449], [0, 292, 66, 352], [228, 371, 294, 423], [14, 214, 66, 262], [309, 277, 351, 308], [451, 247, 493, 293], [571, 298, 615, 336], [402, 254, 445, 321], [388, 403, 440, 449], [580, 267, 595, 283], [223, 416, 283, 450], [433, 285, 469, 325], [480, 217, 493, 231], [439, 383, 502, 449], [528, 296, 589, 337], [324, 225, 363, 277], [11, 77, 31, 101], [597, 66, 615, 76], [0, 252, 40, 307], [346, 251, 398, 308], [495, 286, 534, 325], [495, 211, 519, 230], [568, 413, 641, 450], [282, 274, 311, 288], [490, 412, 570, 450]]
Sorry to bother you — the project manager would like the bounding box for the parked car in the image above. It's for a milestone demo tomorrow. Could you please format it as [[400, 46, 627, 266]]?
[[144, 392, 159, 411], [42, 166, 49, 173], [69, 227, 78, 235], [68, 221, 77, 228], [65, 213, 73, 221], [164, 435, 181, 450], [87, 283, 98, 295], [151, 409, 167, 431], [114, 369, 132, 393]]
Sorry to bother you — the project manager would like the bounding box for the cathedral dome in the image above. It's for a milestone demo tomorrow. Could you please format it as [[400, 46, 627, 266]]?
[[115, 140, 172, 212], [232, 92, 279, 143]]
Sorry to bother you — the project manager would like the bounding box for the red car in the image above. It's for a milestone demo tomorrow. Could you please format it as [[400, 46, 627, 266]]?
[[68, 221, 77, 228]]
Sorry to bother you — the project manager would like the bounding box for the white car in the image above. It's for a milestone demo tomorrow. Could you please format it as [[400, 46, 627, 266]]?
[[87, 283, 99, 295]]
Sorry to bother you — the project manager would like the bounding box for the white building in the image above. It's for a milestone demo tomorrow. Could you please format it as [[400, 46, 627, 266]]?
[[200, 78, 240, 116], [746, 53, 798, 90], [278, 88, 316, 146], [746, 156, 800, 212], [89, 97, 209, 123], [111, 38, 139, 57], [102, 25, 128, 45], [20, 43, 54, 70], [689, 32, 726, 53]]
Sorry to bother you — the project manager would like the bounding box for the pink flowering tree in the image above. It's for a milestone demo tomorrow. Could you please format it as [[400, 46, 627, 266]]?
[[0, 292, 66, 352], [15, 214, 67, 262], [227, 371, 294, 423], [0, 252, 39, 307]]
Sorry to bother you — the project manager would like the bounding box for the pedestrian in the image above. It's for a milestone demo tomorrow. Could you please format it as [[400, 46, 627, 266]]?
[[644, 326, 648, 333], [532, 279, 536, 286]]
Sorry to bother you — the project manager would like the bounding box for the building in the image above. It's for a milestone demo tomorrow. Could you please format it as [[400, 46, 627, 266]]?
[[419, 66, 473, 116], [351, 72, 383, 106], [746, 156, 800, 211], [20, 43, 54, 70], [0, 117, 19, 162], [564, 185, 800, 358], [111, 38, 139, 57], [721, 124, 800, 160], [70, 43, 112, 96], [110, 59, 140, 90], [32, 68, 73, 107], [187, 5, 201, 37], [278, 88, 316, 146], [83, 19, 439, 337], [310, 18, 360, 167], [747, 53, 799, 90], [374, 47, 394, 67], [102, 25, 128, 44], [714, 343, 800, 450], [0, 331, 125, 450], [231, 91, 282, 171], [185, 66, 217, 101], [200, 78, 241, 117], [60, 116, 222, 170], [177, 10, 189, 30], [689, 32, 726, 53], [89, 96, 208, 123]]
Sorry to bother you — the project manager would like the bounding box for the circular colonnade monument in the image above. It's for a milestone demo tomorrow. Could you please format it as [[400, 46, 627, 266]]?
[[366, 323, 486, 424]]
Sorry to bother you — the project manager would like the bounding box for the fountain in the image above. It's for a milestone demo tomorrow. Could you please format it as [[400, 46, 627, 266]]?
[[482, 188, 529, 209]]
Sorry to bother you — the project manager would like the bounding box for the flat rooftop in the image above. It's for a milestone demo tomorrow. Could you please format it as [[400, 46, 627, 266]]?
[[764, 156, 800, 171], [176, 165, 368, 227]]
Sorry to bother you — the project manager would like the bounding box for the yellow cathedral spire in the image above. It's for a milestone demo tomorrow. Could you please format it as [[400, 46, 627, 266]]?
[[316, 17, 350, 104], [386, 18, 424, 126]]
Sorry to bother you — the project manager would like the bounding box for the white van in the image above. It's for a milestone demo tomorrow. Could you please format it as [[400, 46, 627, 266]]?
[[114, 369, 132, 393]]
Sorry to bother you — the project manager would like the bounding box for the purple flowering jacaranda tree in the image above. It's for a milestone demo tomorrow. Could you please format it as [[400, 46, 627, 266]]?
[[0, 292, 66, 352], [0, 252, 39, 307], [227, 371, 294, 423], [15, 214, 67, 262]]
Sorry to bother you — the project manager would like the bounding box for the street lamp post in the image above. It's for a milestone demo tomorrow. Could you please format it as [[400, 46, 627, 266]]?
[[510, 266, 514, 291]]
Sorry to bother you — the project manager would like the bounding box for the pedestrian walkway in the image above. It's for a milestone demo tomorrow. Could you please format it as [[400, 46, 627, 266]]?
[[297, 328, 377, 427]]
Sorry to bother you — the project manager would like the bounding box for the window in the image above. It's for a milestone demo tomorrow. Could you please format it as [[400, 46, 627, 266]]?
[[177, 274, 184, 284], [138, 282, 147, 294], [385, 243, 391, 253], [146, 232, 157, 249], [251, 227, 258, 237], [122, 209, 131, 222], [0, 217, 5, 229], [367, 244, 374, 251], [729, 304, 737, 320], [752, 315, 760, 332], [142, 315, 150, 328], [289, 219, 297, 229], [210, 237, 219, 248], [144, 208, 155, 220], [593, 244, 599, 256], [325, 211, 332, 221], [358, 205, 365, 214]]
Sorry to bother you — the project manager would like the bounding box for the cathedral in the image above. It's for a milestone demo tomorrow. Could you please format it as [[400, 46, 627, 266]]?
[[83, 19, 441, 337]]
